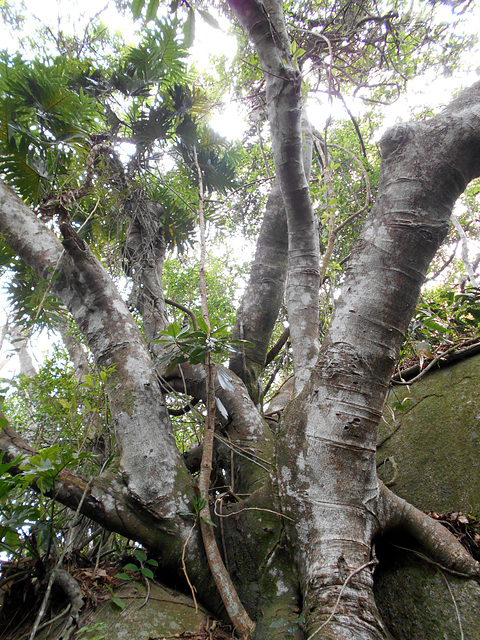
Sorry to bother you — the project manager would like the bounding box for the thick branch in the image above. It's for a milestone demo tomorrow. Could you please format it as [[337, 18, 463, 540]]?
[[230, 180, 288, 402], [0, 181, 188, 510], [167, 363, 272, 495], [122, 196, 170, 346], [228, 0, 320, 394], [0, 417, 224, 611], [276, 80, 480, 638]]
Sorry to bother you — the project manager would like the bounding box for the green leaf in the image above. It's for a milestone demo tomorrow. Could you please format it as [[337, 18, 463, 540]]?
[[422, 319, 445, 333], [111, 596, 126, 610], [146, 558, 158, 567], [131, 0, 145, 19], [193, 496, 206, 513], [198, 9, 221, 30], [123, 563, 139, 571], [146, 0, 160, 22], [201, 516, 216, 527], [141, 566, 154, 579], [133, 548, 147, 563], [176, 509, 193, 517], [163, 321, 182, 338], [196, 315, 210, 334], [115, 572, 132, 580]]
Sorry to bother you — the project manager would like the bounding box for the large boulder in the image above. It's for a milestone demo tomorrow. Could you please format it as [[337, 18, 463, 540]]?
[[38, 581, 218, 640], [374, 543, 480, 640], [374, 354, 480, 640], [377, 354, 480, 513]]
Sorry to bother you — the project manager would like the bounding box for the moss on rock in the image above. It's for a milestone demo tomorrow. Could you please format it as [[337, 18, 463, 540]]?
[[378, 354, 480, 514]]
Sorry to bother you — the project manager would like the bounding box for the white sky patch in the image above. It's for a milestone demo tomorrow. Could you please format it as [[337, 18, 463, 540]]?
[[188, 13, 237, 73], [117, 141, 137, 165], [210, 100, 247, 141], [0, 0, 139, 54]]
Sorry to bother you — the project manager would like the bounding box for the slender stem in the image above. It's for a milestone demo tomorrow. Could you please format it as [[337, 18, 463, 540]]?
[[193, 147, 255, 638], [194, 147, 210, 332]]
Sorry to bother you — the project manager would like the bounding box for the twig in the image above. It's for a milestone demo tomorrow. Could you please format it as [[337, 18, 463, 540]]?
[[169, 398, 200, 417], [148, 166, 198, 215], [181, 519, 199, 612], [334, 91, 367, 157], [18, 606, 71, 640], [165, 297, 199, 330], [76, 196, 100, 235], [213, 499, 295, 522], [138, 571, 151, 610], [424, 244, 458, 283], [392, 342, 463, 385], [28, 480, 91, 640], [329, 143, 371, 232], [214, 433, 271, 471], [265, 327, 290, 366], [193, 147, 255, 638]]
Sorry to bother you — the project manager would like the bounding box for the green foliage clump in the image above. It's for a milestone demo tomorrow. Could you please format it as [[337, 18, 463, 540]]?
[[163, 254, 244, 331]]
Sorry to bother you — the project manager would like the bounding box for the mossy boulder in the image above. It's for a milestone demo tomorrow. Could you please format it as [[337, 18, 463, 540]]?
[[374, 543, 480, 640], [378, 354, 480, 514], [39, 581, 216, 640], [374, 354, 480, 640]]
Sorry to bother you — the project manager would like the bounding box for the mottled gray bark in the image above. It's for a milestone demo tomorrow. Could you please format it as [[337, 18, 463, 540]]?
[[6, 322, 37, 378], [277, 81, 480, 638], [167, 362, 273, 495], [230, 120, 313, 402], [122, 197, 170, 347], [228, 0, 320, 396], [230, 179, 288, 402]]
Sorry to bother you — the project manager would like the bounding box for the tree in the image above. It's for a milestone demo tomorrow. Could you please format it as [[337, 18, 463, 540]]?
[[1, 0, 480, 638]]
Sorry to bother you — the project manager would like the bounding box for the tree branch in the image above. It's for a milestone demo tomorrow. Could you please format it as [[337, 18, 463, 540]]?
[[228, 0, 320, 394], [0, 180, 188, 510]]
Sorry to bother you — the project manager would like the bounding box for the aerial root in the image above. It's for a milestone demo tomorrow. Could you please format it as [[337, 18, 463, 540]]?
[[378, 481, 480, 578]]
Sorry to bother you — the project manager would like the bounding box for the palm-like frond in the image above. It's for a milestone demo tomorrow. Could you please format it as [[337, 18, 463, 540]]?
[[0, 53, 98, 203], [112, 21, 187, 97]]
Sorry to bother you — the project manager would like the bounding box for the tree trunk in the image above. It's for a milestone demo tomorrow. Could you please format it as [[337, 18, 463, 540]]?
[[2, 14, 480, 640], [275, 81, 480, 638]]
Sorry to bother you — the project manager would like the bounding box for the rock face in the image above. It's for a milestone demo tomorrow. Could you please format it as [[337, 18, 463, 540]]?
[[48, 581, 214, 640], [374, 354, 480, 640], [378, 354, 480, 514], [374, 544, 480, 640]]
